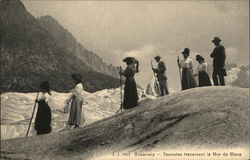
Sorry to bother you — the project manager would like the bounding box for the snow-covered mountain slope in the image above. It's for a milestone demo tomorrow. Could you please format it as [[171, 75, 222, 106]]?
[[225, 67, 241, 85]]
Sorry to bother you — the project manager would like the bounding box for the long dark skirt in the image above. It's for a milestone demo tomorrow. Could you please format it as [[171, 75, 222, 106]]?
[[123, 77, 138, 109], [198, 71, 212, 87], [68, 95, 83, 126], [35, 100, 51, 135], [181, 68, 197, 90]]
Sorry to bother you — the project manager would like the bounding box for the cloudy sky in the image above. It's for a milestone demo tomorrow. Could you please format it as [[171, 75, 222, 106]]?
[[22, 0, 249, 90]]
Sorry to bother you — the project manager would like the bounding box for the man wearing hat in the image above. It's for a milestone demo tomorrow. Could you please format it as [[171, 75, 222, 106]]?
[[152, 55, 169, 96], [210, 37, 226, 86]]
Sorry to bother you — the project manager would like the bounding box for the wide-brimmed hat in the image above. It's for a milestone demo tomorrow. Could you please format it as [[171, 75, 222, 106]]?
[[71, 73, 82, 83], [40, 81, 50, 91], [181, 48, 190, 55], [212, 37, 221, 42], [123, 57, 137, 64], [196, 54, 205, 62], [154, 55, 161, 60]]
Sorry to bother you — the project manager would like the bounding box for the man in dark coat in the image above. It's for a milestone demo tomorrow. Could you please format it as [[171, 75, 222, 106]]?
[[210, 37, 226, 86], [152, 55, 169, 96]]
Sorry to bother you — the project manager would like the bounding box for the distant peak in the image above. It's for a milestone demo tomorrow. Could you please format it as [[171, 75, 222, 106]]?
[[38, 15, 59, 24], [37, 15, 65, 31], [39, 15, 55, 21]]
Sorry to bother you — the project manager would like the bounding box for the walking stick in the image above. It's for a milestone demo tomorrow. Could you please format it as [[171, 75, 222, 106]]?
[[177, 56, 182, 85], [116, 67, 123, 114], [26, 92, 39, 137], [119, 66, 123, 113], [150, 60, 160, 96]]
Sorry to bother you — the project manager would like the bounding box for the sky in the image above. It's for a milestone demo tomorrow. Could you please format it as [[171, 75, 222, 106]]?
[[22, 0, 249, 90]]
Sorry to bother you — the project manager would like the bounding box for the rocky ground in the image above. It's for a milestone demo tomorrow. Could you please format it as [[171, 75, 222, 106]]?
[[1, 86, 249, 160]]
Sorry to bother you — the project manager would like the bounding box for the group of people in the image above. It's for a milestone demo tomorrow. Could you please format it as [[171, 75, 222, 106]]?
[[177, 36, 226, 90], [120, 36, 227, 109], [34, 74, 84, 135], [33, 36, 226, 135]]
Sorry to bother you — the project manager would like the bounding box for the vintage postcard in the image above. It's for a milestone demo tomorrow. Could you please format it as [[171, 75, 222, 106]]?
[[0, 0, 249, 160]]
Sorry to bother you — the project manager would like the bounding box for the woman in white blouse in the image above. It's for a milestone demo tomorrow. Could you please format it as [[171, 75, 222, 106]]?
[[178, 48, 197, 90], [194, 55, 212, 87], [66, 74, 84, 129]]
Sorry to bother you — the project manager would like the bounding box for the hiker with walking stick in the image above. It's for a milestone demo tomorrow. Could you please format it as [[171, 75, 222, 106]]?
[[26, 92, 39, 137], [116, 66, 123, 113], [177, 55, 182, 85], [177, 48, 197, 90], [152, 55, 169, 96], [119, 66, 123, 112], [119, 57, 139, 110], [34, 81, 52, 135], [150, 60, 160, 96], [67, 74, 85, 129]]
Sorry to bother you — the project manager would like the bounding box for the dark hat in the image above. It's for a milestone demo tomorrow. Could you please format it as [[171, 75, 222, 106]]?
[[123, 57, 137, 64], [40, 81, 51, 94], [181, 48, 190, 55], [154, 55, 161, 60], [196, 54, 205, 62], [212, 37, 221, 42], [40, 81, 50, 90], [71, 73, 82, 83]]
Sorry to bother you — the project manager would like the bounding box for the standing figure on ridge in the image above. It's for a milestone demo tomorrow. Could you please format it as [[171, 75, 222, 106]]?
[[35, 81, 52, 135], [67, 74, 85, 129], [194, 55, 212, 87], [152, 55, 169, 96], [119, 57, 139, 109], [210, 37, 227, 86], [177, 48, 197, 90]]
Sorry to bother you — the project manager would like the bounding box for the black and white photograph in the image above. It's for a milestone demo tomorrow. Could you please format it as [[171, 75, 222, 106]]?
[[0, 0, 249, 160]]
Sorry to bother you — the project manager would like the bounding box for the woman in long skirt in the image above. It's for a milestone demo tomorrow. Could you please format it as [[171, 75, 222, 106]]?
[[67, 74, 84, 129], [194, 55, 212, 87], [119, 57, 139, 109], [178, 48, 197, 90], [35, 81, 52, 135]]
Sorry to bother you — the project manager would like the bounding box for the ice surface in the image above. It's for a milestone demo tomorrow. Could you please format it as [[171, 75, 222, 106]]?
[[1, 87, 145, 140]]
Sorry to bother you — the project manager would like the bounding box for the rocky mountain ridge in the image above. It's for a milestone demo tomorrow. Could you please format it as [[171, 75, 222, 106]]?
[[0, 0, 120, 93], [37, 15, 120, 79]]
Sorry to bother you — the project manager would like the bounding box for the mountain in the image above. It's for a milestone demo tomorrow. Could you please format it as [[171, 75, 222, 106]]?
[[37, 15, 120, 79], [1, 87, 249, 160], [0, 0, 120, 93]]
